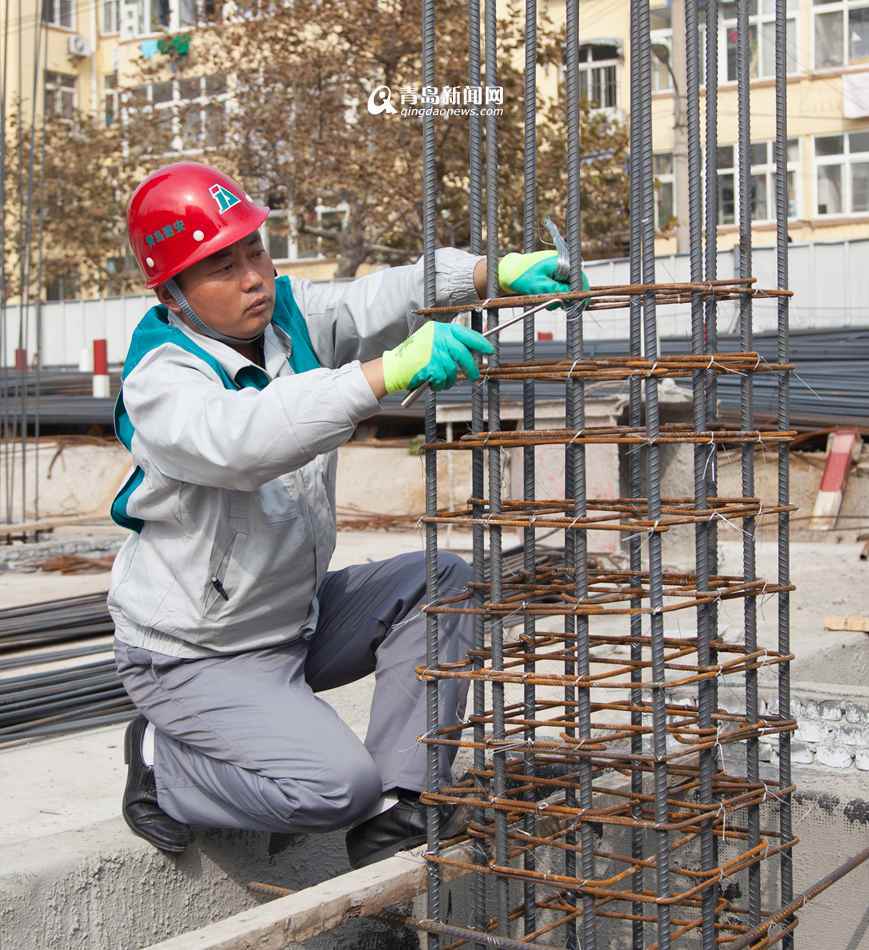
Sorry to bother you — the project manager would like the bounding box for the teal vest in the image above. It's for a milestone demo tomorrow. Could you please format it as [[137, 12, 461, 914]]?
[[111, 277, 320, 533]]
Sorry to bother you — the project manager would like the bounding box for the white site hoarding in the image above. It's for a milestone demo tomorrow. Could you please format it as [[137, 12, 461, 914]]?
[[3, 239, 867, 369]]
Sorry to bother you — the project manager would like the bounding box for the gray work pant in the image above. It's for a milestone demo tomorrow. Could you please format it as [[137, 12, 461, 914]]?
[[114, 551, 472, 833]]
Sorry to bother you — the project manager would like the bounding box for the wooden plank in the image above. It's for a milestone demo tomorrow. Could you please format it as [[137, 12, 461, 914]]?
[[143, 814, 561, 950], [142, 845, 445, 950], [823, 615, 869, 634]]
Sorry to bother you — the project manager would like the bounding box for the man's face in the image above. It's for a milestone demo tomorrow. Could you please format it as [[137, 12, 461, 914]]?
[[157, 230, 276, 339]]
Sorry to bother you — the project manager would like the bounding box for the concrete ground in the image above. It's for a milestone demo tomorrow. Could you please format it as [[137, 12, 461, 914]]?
[[1, 525, 868, 947]]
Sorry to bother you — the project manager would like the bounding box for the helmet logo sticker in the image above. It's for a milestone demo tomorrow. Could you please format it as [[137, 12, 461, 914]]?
[[209, 183, 241, 214]]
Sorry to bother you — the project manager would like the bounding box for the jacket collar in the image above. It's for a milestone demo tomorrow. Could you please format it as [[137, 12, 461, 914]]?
[[166, 309, 293, 382]]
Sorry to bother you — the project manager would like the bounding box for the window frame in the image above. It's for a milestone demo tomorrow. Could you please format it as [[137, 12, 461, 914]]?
[[42, 0, 74, 29], [44, 70, 77, 118], [263, 201, 350, 263], [720, 0, 799, 82], [577, 43, 620, 113], [749, 139, 802, 223], [120, 0, 221, 37], [653, 152, 676, 230], [121, 74, 228, 154], [709, 138, 800, 226], [104, 72, 120, 126], [812, 0, 869, 71], [102, 0, 120, 33], [814, 129, 869, 216]]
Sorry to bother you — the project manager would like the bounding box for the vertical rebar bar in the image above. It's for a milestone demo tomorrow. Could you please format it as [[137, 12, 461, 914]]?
[[467, 2, 487, 944], [685, 2, 716, 947], [703, 1, 721, 889], [736, 0, 761, 928], [20, 16, 45, 531], [774, 1, 794, 945], [521, 0, 538, 936], [33, 65, 46, 526], [484, 0, 509, 935], [0, 0, 10, 524], [564, 1, 595, 946], [636, 3, 672, 945], [421, 1, 441, 945], [627, 4, 645, 946]]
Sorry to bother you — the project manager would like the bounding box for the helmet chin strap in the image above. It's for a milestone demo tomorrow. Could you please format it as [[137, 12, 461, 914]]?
[[165, 278, 265, 346]]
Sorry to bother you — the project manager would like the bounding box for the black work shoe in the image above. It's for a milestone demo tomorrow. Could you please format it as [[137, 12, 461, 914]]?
[[346, 795, 469, 870], [122, 715, 193, 854]]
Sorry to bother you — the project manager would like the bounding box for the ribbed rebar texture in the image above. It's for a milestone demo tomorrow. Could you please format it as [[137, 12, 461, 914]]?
[[628, 4, 645, 946], [467, 2, 487, 943], [685, 1, 716, 946], [522, 0, 539, 936], [421, 0, 441, 944], [775, 1, 795, 946], [413, 2, 854, 946], [736, 0, 762, 929]]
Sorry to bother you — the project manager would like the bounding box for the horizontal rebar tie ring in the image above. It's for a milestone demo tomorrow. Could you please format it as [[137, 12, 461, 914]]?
[[422, 495, 796, 533], [414, 278, 792, 317], [426, 423, 796, 452], [424, 570, 793, 620], [479, 352, 792, 384]]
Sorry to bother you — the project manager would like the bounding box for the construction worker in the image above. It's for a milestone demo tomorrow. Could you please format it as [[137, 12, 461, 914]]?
[[112, 161, 573, 868]]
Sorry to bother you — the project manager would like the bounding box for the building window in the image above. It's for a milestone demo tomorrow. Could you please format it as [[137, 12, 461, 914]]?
[[42, 0, 73, 28], [105, 254, 138, 296], [44, 71, 76, 118], [712, 139, 800, 224], [717, 145, 737, 225], [122, 74, 227, 152], [104, 72, 119, 126], [121, 0, 197, 36], [653, 153, 676, 228], [119, 0, 220, 36], [749, 139, 800, 221], [45, 271, 80, 301], [263, 201, 349, 262], [650, 6, 674, 92], [815, 0, 869, 69], [578, 43, 619, 111], [103, 0, 119, 31], [815, 130, 869, 215], [721, 0, 798, 81], [179, 74, 227, 149]]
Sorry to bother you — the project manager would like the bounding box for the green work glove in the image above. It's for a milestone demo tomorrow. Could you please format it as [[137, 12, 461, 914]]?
[[498, 250, 590, 309], [382, 322, 495, 394]]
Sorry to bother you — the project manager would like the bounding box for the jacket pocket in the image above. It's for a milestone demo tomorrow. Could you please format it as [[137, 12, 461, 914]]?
[[257, 475, 299, 524], [202, 531, 239, 616]]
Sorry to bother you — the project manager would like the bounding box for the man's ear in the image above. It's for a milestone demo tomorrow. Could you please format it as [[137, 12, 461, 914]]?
[[155, 283, 182, 315]]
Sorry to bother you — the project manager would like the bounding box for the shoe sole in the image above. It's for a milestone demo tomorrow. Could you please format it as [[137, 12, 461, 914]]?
[[123, 719, 190, 855]]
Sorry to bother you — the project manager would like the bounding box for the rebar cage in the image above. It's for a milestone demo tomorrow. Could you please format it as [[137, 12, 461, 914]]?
[[414, 1, 804, 947]]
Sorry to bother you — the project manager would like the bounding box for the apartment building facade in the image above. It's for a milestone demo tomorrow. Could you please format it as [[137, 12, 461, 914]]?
[[3, 0, 869, 298]]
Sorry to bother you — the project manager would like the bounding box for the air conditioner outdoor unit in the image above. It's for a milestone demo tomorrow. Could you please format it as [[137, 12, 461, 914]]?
[[68, 34, 93, 58]]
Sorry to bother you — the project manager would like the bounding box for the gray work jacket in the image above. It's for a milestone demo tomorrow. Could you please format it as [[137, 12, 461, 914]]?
[[108, 248, 480, 657]]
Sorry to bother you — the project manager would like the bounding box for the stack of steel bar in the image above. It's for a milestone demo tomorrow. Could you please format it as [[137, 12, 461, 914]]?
[[0, 592, 134, 745], [408, 0, 869, 947], [0, 370, 118, 428]]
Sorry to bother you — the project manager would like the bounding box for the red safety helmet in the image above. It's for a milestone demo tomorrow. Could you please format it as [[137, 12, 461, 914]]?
[[127, 161, 269, 288]]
